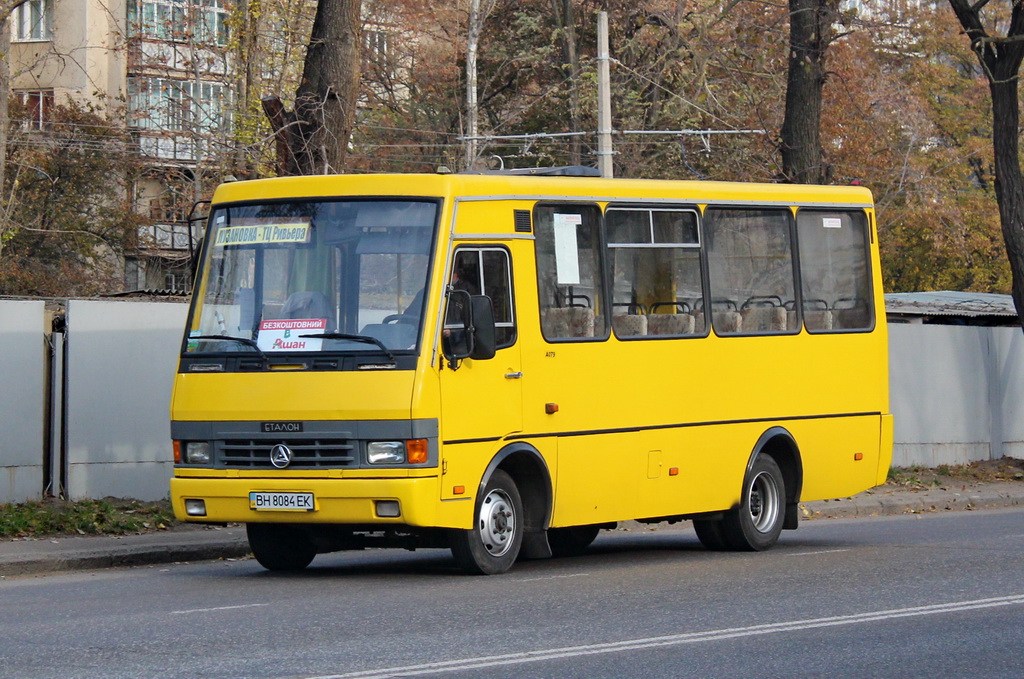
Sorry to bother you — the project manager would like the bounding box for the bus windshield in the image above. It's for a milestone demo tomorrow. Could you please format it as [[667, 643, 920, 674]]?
[[186, 199, 439, 356]]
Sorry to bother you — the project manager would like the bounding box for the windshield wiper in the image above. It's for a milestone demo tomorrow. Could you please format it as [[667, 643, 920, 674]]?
[[300, 333, 396, 361], [190, 334, 267, 359]]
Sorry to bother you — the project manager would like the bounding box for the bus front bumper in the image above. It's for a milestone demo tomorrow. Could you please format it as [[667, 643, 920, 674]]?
[[170, 475, 450, 527]]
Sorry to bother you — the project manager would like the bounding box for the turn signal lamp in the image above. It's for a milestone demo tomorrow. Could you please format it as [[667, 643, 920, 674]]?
[[406, 439, 429, 464], [173, 440, 182, 464]]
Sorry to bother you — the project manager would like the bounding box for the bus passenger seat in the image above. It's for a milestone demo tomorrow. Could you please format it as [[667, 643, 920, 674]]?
[[712, 311, 742, 334], [802, 309, 833, 332], [646, 313, 694, 336], [542, 307, 595, 338], [612, 314, 648, 337], [740, 306, 788, 333]]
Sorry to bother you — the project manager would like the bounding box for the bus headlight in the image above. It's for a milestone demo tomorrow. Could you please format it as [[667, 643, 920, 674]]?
[[185, 442, 211, 465], [367, 441, 405, 464]]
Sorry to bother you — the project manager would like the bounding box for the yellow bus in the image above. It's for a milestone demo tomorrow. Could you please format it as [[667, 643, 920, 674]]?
[[170, 170, 893, 575]]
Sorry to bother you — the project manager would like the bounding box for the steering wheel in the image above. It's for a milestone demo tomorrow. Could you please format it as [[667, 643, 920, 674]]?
[[382, 314, 417, 325]]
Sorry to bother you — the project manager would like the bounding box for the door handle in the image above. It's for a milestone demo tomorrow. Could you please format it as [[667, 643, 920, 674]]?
[[505, 371, 523, 379]]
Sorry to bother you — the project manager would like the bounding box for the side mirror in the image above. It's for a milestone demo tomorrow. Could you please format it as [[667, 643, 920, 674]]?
[[469, 294, 496, 360], [442, 291, 496, 367]]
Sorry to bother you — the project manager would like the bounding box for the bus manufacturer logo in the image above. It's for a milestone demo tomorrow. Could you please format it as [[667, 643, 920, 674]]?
[[270, 444, 294, 469], [262, 421, 303, 433]]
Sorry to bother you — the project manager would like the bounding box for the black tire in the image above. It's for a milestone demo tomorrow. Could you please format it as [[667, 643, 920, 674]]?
[[548, 525, 601, 558], [450, 469, 523, 575], [246, 523, 317, 572], [720, 454, 786, 551], [693, 518, 729, 550]]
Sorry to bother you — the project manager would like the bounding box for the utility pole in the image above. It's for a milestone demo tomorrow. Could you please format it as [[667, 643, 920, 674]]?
[[596, 11, 613, 178], [465, 0, 485, 171]]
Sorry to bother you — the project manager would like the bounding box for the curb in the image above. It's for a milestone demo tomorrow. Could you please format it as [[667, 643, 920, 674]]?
[[0, 528, 250, 578], [801, 483, 1024, 519]]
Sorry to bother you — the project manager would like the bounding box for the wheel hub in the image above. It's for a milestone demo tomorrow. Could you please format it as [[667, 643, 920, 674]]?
[[748, 470, 780, 533], [478, 489, 516, 557]]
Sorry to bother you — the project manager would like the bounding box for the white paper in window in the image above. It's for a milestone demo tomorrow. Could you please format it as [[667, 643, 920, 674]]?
[[553, 213, 582, 285], [822, 217, 843, 229]]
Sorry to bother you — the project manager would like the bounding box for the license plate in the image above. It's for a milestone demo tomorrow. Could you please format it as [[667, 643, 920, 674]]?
[[249, 491, 314, 511]]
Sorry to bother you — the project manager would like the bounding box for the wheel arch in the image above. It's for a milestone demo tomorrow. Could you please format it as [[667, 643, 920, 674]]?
[[478, 442, 553, 535], [746, 426, 803, 530]]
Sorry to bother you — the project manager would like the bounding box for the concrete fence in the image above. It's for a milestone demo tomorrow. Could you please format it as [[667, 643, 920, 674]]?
[[1, 298, 1022, 503]]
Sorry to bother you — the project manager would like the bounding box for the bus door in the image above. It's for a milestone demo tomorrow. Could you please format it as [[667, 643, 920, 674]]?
[[438, 245, 523, 459]]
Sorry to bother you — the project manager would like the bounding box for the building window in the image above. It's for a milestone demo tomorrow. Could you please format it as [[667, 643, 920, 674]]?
[[129, 0, 229, 46], [14, 90, 54, 129], [128, 77, 231, 135], [12, 0, 51, 41]]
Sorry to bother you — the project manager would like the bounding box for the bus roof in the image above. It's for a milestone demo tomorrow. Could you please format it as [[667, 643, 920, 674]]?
[[210, 173, 874, 208]]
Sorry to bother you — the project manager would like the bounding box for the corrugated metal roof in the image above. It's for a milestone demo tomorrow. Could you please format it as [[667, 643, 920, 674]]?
[[885, 291, 1017, 318]]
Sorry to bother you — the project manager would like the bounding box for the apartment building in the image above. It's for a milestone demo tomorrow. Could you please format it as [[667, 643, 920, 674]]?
[[8, 0, 233, 292]]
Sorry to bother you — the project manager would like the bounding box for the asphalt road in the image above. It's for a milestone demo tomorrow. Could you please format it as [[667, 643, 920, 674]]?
[[1, 509, 1022, 679]]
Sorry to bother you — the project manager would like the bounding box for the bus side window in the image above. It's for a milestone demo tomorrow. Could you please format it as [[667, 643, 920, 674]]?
[[704, 208, 797, 336], [796, 210, 874, 332], [606, 206, 704, 339], [446, 247, 517, 348], [534, 204, 607, 341]]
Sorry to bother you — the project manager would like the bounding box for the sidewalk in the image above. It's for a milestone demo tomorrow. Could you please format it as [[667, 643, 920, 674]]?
[[2, 482, 1022, 578]]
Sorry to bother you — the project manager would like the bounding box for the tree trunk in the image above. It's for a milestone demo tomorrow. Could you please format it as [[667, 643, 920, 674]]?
[[264, 0, 361, 176], [947, 0, 1024, 329], [465, 0, 483, 171], [1, 18, 11, 228], [780, 0, 834, 185], [989, 74, 1024, 325], [551, 0, 581, 165]]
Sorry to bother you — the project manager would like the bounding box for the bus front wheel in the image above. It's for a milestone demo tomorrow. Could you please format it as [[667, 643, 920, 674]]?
[[450, 469, 523, 575], [247, 523, 317, 571]]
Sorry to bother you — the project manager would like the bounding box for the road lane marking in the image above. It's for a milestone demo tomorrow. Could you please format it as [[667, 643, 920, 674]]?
[[305, 594, 1024, 679], [170, 603, 269, 615], [784, 549, 851, 557], [515, 573, 588, 583]]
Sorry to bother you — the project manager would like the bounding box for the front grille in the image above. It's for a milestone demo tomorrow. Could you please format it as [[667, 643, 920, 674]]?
[[218, 439, 357, 468]]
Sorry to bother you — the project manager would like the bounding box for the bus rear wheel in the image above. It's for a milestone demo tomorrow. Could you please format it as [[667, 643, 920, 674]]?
[[693, 518, 728, 550], [246, 523, 317, 571], [722, 454, 785, 551], [450, 469, 523, 575]]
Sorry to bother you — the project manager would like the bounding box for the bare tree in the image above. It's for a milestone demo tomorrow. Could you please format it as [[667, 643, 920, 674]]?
[[262, 0, 361, 176], [946, 0, 1024, 327]]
